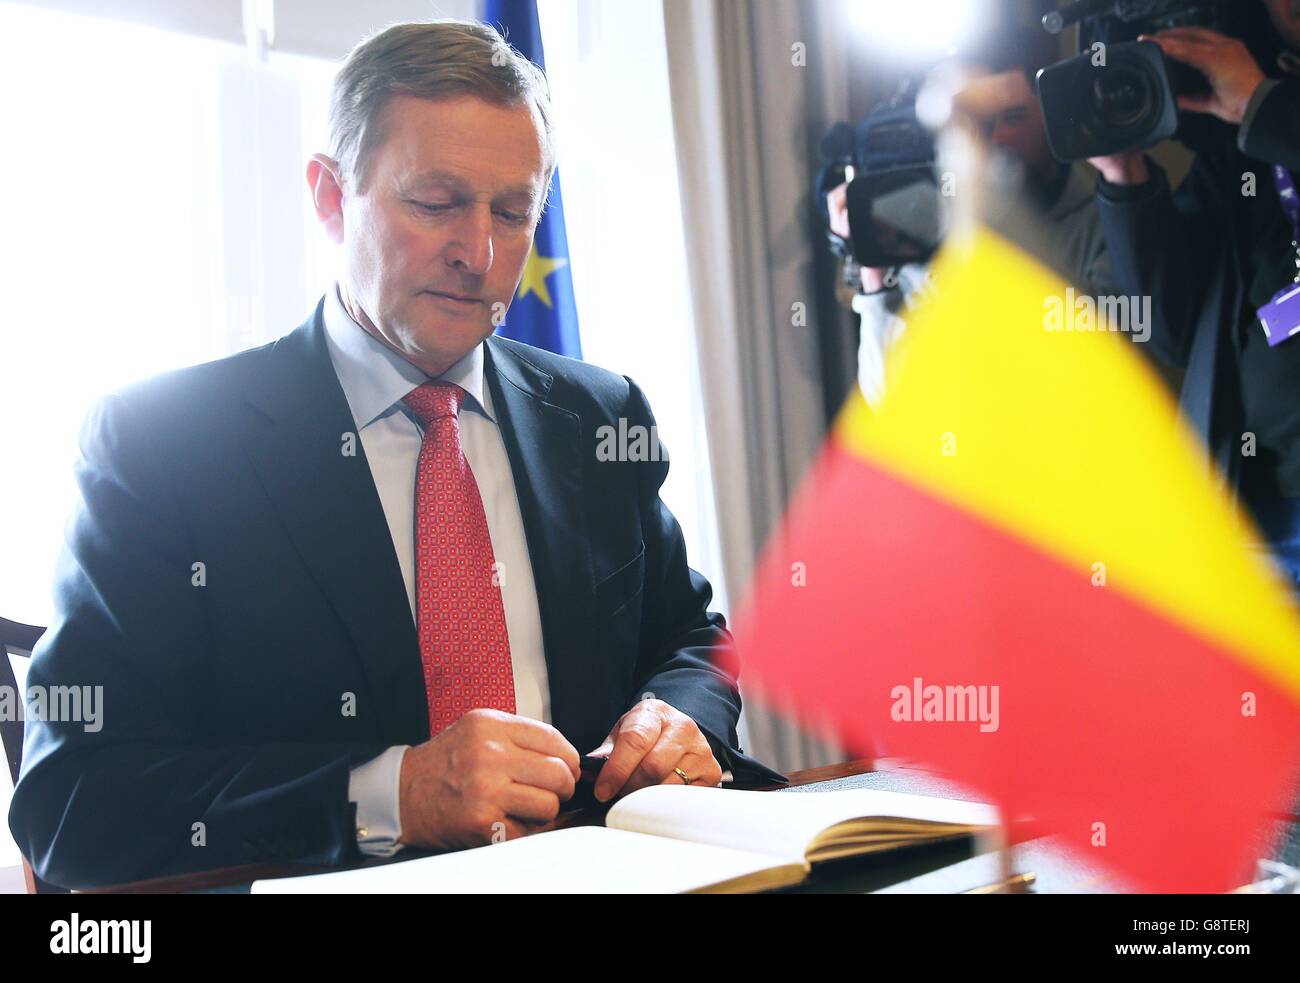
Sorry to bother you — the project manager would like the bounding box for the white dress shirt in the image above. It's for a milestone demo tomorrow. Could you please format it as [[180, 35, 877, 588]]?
[[321, 284, 550, 856]]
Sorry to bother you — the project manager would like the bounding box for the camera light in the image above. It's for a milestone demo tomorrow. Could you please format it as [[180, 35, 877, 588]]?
[[851, 0, 994, 62]]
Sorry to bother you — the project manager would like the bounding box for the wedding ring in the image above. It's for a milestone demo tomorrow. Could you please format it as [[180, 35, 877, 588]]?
[[673, 766, 693, 785]]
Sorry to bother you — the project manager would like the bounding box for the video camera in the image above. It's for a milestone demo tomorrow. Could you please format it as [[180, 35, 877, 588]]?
[[1035, 0, 1231, 161], [817, 86, 947, 271], [817, 1, 1238, 266]]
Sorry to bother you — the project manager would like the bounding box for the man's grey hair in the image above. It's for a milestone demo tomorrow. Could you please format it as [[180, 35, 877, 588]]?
[[328, 19, 555, 193]]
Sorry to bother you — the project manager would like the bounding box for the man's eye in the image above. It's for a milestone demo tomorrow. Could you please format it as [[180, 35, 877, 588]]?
[[413, 200, 454, 214], [496, 209, 529, 225]]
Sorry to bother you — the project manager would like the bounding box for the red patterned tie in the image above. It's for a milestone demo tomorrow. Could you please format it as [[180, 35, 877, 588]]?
[[403, 382, 515, 737]]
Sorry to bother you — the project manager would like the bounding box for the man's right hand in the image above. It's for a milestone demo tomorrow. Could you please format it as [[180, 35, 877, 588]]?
[[396, 709, 580, 849], [1088, 151, 1150, 187]]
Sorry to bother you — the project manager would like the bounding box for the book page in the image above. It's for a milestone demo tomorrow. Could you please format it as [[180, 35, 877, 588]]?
[[251, 826, 798, 894], [605, 785, 999, 860]]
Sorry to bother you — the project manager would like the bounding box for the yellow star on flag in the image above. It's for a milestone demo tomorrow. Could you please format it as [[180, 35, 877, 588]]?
[[516, 242, 569, 308]]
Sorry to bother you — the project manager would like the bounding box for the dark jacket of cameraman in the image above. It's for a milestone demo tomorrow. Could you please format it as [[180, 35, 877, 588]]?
[[1095, 77, 1300, 511]]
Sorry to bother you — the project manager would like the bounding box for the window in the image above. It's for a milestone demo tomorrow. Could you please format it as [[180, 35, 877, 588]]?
[[0, 2, 337, 625]]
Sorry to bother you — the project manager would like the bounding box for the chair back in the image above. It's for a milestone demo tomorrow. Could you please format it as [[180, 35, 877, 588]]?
[[0, 616, 66, 893]]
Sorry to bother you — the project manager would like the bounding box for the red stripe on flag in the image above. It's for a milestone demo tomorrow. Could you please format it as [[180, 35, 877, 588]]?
[[731, 442, 1300, 892]]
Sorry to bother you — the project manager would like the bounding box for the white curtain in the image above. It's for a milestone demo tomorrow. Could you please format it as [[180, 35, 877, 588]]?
[[662, 0, 858, 772]]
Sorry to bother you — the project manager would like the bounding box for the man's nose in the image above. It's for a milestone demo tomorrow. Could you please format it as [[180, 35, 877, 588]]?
[[445, 203, 494, 275]]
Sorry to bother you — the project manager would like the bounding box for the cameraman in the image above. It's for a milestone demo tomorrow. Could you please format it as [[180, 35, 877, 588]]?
[[972, 27, 1116, 301], [823, 25, 1117, 407], [1090, 1, 1300, 580], [821, 171, 929, 406]]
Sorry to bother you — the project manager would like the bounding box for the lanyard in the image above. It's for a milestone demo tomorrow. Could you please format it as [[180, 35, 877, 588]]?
[[1275, 166, 1300, 285]]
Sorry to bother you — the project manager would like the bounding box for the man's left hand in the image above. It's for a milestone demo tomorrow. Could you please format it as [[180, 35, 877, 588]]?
[[589, 698, 724, 802], [1142, 27, 1268, 125]]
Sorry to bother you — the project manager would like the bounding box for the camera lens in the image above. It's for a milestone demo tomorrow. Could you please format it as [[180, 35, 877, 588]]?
[[1091, 66, 1154, 128]]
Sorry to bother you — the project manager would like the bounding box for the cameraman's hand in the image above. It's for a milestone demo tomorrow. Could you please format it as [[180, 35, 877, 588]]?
[[860, 266, 890, 293], [1140, 27, 1268, 125], [1087, 150, 1150, 187], [396, 709, 580, 849], [826, 183, 851, 242]]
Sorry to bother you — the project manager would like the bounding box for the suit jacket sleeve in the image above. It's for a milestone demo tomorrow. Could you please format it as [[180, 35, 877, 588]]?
[[1095, 80, 1300, 371], [1240, 78, 1300, 174], [1094, 154, 1228, 370], [618, 379, 786, 786], [7, 393, 388, 888]]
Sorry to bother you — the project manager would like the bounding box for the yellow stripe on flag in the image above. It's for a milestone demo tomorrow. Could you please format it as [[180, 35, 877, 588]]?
[[836, 226, 1300, 702]]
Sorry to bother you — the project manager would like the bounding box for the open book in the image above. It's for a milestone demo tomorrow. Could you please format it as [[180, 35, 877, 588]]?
[[253, 785, 998, 894]]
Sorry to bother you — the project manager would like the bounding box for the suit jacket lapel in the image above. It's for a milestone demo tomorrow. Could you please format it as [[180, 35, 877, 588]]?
[[485, 339, 602, 745], [241, 302, 428, 744]]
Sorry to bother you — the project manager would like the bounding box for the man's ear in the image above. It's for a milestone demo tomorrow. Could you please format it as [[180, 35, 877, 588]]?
[[306, 153, 346, 245]]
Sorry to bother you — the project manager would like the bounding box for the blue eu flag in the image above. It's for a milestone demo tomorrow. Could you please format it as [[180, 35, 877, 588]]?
[[483, 0, 582, 358]]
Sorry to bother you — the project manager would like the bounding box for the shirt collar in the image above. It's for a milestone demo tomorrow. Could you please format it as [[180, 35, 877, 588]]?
[[321, 283, 493, 430]]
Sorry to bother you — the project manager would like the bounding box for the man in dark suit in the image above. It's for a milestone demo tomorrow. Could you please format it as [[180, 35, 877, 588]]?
[[8, 19, 779, 889]]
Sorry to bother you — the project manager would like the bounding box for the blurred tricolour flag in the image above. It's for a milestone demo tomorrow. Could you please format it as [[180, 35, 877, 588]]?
[[731, 221, 1300, 892], [483, 0, 582, 358]]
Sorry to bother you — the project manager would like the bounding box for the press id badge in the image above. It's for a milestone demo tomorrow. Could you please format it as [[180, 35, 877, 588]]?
[[1260, 282, 1300, 347], [1260, 165, 1300, 348]]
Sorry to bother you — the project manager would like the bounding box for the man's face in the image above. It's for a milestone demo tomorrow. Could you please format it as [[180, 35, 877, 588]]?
[[339, 93, 549, 374], [1264, 0, 1300, 50], [984, 72, 1054, 180]]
